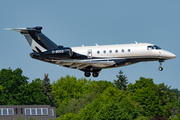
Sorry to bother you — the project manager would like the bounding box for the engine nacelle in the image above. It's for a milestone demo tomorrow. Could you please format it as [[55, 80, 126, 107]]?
[[30, 47, 73, 60], [45, 47, 73, 59]]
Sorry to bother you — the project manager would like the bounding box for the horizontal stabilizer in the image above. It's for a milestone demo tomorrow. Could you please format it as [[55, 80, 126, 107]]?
[[4, 28, 36, 32]]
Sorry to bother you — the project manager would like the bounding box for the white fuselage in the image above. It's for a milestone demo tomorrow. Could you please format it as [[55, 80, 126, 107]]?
[[71, 43, 175, 61]]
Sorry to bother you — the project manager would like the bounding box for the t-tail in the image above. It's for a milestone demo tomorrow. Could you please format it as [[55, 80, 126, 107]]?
[[6, 26, 73, 60], [6, 26, 58, 52]]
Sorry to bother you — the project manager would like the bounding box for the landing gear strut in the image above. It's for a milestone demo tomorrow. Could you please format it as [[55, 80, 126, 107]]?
[[158, 60, 164, 71]]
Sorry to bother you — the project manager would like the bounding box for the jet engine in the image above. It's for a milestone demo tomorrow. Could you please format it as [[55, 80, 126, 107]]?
[[30, 47, 73, 60]]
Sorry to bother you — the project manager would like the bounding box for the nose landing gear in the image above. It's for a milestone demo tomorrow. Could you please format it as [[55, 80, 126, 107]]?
[[158, 60, 164, 71]]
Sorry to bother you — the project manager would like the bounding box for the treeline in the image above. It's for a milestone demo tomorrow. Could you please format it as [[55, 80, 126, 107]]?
[[0, 68, 180, 120]]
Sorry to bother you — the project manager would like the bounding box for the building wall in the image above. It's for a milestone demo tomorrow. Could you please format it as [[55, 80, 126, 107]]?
[[0, 105, 56, 120]]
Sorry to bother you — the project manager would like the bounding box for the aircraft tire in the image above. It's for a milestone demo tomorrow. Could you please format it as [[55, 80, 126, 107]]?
[[92, 72, 99, 77], [85, 72, 91, 77], [158, 67, 163, 71]]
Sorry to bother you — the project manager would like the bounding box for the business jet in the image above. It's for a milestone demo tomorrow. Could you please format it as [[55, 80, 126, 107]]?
[[6, 26, 176, 77]]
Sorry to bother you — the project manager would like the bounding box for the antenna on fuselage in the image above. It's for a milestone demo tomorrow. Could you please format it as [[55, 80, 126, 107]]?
[[82, 45, 84, 47], [135, 41, 138, 44], [95, 43, 98, 46]]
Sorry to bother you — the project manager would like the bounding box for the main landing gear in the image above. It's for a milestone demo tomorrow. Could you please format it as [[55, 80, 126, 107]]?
[[84, 72, 99, 77], [158, 60, 164, 71]]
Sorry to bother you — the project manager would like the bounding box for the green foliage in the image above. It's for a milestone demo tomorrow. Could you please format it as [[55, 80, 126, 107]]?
[[0, 68, 28, 105], [41, 74, 56, 106], [114, 70, 128, 91], [127, 77, 175, 118], [94, 98, 141, 120], [76, 86, 126, 120], [130, 87, 163, 118], [127, 77, 155, 93], [58, 113, 77, 120], [52, 75, 90, 103], [0, 85, 3, 91], [171, 113, 180, 120], [59, 92, 96, 115], [25, 78, 49, 105], [52, 75, 114, 115], [0, 68, 49, 105], [170, 88, 180, 111]]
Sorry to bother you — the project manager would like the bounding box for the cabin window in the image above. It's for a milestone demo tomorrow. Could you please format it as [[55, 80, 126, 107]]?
[[109, 50, 112, 53], [103, 50, 106, 54], [122, 49, 124, 53], [97, 51, 100, 54], [115, 50, 118, 53], [128, 49, 130, 52]]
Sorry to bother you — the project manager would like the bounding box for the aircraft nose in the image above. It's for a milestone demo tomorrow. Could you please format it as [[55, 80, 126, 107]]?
[[160, 50, 176, 59], [169, 53, 176, 59]]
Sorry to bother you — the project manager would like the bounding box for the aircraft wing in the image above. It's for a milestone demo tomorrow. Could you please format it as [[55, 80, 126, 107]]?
[[51, 58, 126, 69]]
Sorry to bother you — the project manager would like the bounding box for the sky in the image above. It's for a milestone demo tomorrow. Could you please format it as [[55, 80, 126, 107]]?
[[0, 1, 179, 89]]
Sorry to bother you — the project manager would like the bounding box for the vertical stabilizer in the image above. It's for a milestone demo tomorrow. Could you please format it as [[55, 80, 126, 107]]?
[[7, 26, 58, 52]]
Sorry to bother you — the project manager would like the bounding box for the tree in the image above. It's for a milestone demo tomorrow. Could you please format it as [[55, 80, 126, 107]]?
[[94, 98, 142, 120], [170, 88, 180, 110], [0, 68, 49, 105], [41, 74, 56, 106], [76, 86, 126, 120], [114, 70, 128, 91], [127, 77, 176, 119], [52, 75, 114, 115], [0, 68, 28, 105], [25, 78, 49, 105]]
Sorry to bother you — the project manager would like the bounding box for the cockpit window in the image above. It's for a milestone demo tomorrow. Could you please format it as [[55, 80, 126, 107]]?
[[147, 46, 154, 50], [153, 45, 161, 49]]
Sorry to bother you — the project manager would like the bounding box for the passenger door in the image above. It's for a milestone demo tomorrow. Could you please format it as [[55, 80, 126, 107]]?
[[87, 49, 92, 58]]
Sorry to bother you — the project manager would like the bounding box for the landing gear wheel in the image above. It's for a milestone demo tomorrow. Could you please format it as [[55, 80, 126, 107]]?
[[84, 72, 91, 77], [92, 72, 99, 77], [158, 67, 163, 71], [158, 60, 164, 71]]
